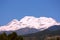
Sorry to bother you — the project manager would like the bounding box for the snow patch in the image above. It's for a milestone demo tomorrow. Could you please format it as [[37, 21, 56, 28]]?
[[0, 16, 60, 31]]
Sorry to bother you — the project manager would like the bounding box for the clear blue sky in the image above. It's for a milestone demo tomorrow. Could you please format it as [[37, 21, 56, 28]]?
[[0, 0, 60, 25]]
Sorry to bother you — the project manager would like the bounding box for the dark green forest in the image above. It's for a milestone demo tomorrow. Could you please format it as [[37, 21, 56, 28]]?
[[0, 32, 23, 40]]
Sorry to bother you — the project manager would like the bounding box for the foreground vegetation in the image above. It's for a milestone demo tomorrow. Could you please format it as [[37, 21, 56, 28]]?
[[0, 32, 23, 40], [0, 29, 60, 40]]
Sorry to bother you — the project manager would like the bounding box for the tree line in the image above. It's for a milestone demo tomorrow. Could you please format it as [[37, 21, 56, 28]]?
[[0, 32, 23, 40]]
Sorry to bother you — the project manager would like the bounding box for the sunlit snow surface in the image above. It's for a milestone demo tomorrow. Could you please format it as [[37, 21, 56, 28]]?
[[0, 16, 60, 31]]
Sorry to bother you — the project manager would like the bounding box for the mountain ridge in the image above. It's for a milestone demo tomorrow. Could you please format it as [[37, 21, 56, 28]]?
[[0, 16, 60, 32]]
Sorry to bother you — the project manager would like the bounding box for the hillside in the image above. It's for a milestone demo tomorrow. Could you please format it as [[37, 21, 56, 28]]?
[[23, 25, 60, 40]]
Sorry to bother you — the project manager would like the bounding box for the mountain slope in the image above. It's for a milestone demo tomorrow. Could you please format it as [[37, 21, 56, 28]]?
[[0, 16, 60, 31], [23, 25, 60, 37], [0, 16, 60, 35], [0, 25, 60, 35]]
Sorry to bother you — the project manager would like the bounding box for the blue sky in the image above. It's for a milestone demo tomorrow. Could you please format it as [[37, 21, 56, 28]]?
[[0, 0, 60, 25]]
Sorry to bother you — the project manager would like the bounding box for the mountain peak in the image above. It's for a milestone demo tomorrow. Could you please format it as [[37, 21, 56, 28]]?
[[0, 16, 60, 31]]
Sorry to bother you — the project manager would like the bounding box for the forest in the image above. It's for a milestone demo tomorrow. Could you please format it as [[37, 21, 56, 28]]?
[[0, 32, 23, 40]]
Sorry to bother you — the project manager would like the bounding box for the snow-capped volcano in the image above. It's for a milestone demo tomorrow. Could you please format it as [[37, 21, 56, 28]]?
[[0, 16, 60, 31]]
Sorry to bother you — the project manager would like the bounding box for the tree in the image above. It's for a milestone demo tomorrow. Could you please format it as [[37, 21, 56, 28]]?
[[0, 32, 23, 40], [0, 32, 8, 40], [8, 32, 18, 40], [17, 36, 23, 40]]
